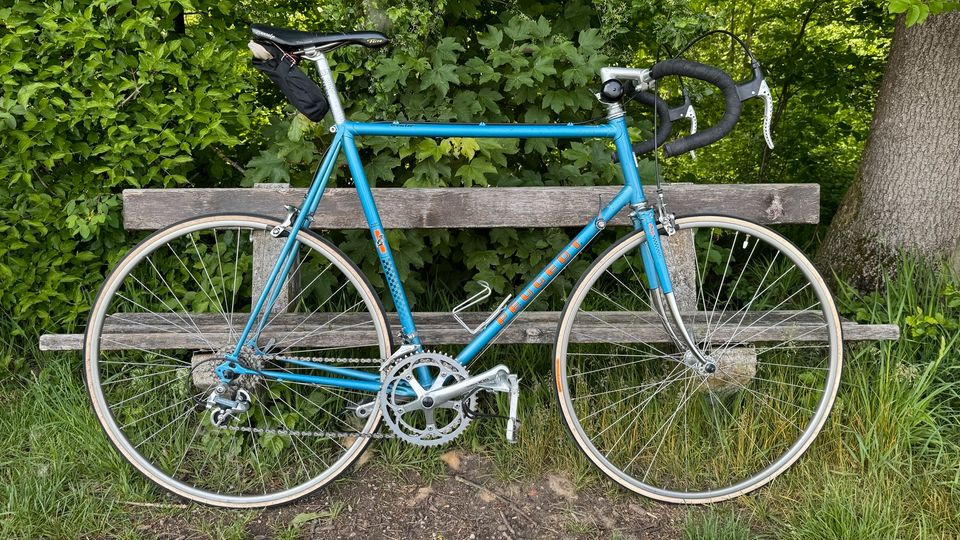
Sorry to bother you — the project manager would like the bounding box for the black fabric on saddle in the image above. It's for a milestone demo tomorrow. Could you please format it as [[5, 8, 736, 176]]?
[[251, 24, 390, 52], [251, 41, 329, 121]]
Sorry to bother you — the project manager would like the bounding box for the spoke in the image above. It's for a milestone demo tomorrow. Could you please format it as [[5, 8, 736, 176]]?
[[703, 233, 759, 348], [256, 392, 327, 475], [276, 299, 364, 353], [261, 261, 333, 330], [118, 390, 204, 431], [112, 292, 214, 349], [133, 405, 196, 450], [100, 359, 189, 368], [715, 297, 818, 355], [637, 374, 707, 481], [730, 382, 811, 431], [101, 366, 184, 387], [574, 374, 688, 401], [244, 407, 269, 495], [168, 240, 232, 331], [212, 228, 235, 343], [567, 352, 682, 379], [603, 367, 695, 452], [172, 417, 206, 478], [274, 280, 353, 352], [593, 364, 689, 435], [110, 375, 183, 408], [123, 271, 214, 345], [101, 337, 191, 365], [230, 226, 243, 331], [143, 255, 217, 351], [586, 288, 676, 359]]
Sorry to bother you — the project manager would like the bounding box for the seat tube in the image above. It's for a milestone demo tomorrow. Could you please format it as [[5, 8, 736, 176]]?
[[341, 130, 421, 347]]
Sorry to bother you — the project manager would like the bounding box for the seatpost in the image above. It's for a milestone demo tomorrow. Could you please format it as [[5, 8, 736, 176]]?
[[311, 52, 346, 125]]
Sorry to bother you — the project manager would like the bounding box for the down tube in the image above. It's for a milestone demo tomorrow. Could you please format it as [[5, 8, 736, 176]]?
[[455, 186, 636, 365]]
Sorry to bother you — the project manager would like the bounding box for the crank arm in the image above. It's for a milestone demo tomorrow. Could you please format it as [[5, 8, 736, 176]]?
[[410, 364, 512, 411]]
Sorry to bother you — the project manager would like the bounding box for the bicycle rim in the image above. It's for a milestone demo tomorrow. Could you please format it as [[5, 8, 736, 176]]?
[[554, 215, 842, 503], [85, 214, 391, 508]]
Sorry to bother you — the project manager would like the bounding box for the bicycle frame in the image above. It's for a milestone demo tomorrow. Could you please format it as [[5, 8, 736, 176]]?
[[220, 52, 677, 395]]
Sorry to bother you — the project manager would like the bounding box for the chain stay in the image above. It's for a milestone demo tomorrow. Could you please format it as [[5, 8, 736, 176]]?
[[214, 353, 397, 440]]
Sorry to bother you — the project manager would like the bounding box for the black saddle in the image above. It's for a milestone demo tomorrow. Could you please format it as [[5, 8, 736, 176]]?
[[251, 24, 390, 52]]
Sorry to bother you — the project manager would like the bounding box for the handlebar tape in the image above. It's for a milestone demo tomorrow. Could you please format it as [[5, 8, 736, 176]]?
[[649, 59, 741, 157], [612, 91, 672, 163]]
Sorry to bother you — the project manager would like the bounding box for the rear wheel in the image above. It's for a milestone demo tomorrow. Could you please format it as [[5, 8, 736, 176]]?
[[85, 214, 391, 508], [554, 216, 842, 503]]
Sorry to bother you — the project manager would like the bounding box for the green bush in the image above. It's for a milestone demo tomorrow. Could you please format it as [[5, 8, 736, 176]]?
[[0, 1, 257, 344], [0, 0, 704, 358], [0, 0, 893, 376]]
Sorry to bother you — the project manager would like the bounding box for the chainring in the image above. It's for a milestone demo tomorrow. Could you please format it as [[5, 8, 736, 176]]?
[[379, 351, 476, 447]]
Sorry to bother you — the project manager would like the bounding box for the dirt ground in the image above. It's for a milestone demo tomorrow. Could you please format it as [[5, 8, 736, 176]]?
[[138, 452, 682, 539]]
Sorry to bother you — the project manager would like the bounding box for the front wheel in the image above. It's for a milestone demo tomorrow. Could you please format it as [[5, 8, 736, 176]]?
[[85, 214, 392, 508], [554, 215, 842, 503]]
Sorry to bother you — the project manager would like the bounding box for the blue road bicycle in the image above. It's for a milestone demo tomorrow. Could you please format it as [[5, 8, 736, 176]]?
[[84, 25, 842, 508]]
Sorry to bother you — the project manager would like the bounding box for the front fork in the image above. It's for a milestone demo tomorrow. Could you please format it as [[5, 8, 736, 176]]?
[[631, 207, 716, 374]]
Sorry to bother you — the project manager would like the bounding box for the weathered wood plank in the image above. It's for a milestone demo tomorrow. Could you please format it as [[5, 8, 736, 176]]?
[[40, 310, 898, 351], [123, 184, 820, 230]]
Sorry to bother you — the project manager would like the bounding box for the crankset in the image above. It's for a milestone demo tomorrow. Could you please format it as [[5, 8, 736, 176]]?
[[379, 351, 520, 446]]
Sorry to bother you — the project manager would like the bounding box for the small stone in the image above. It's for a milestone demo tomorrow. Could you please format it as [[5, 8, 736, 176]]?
[[440, 450, 462, 471], [479, 490, 496, 503], [407, 486, 433, 507], [546, 474, 577, 501]]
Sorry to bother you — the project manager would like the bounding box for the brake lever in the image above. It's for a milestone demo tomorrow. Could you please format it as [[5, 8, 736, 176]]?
[[668, 88, 698, 159], [736, 61, 775, 149]]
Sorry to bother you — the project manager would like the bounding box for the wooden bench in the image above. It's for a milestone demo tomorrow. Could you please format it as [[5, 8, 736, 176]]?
[[39, 182, 899, 352]]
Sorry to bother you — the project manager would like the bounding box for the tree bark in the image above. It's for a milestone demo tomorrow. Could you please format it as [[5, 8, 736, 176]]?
[[817, 12, 960, 289]]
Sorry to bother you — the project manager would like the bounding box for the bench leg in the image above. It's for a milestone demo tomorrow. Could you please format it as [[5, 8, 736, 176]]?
[[252, 183, 301, 315], [660, 230, 698, 312]]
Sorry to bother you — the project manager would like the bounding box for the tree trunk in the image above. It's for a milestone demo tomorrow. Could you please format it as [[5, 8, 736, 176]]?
[[817, 12, 960, 289]]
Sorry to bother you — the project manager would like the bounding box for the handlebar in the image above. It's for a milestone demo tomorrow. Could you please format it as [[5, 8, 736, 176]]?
[[612, 58, 769, 161], [648, 59, 742, 157]]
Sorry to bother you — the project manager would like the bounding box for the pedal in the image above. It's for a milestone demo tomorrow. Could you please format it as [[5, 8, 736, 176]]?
[[505, 374, 520, 443]]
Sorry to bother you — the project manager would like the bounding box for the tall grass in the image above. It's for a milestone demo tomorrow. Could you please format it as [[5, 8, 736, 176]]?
[[2, 258, 959, 537]]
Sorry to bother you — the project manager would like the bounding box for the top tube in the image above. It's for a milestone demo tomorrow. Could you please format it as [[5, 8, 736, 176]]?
[[345, 120, 619, 140]]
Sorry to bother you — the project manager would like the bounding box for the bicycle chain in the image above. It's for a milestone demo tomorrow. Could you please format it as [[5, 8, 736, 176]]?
[[214, 353, 398, 440]]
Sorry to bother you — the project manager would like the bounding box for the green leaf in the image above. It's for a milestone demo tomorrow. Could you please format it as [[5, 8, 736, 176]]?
[[889, 0, 912, 13], [244, 150, 290, 185], [578, 28, 605, 52], [415, 139, 445, 162], [458, 138, 480, 160], [889, 0, 913, 13], [421, 63, 459, 94], [455, 157, 496, 187], [477, 26, 503, 50], [289, 511, 333, 528], [906, 3, 922, 25]]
